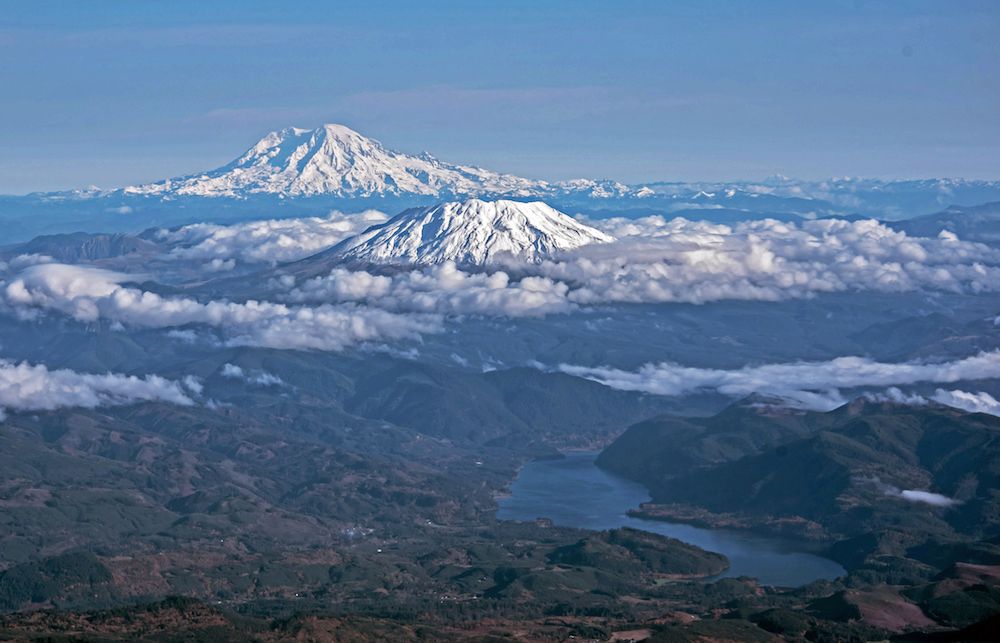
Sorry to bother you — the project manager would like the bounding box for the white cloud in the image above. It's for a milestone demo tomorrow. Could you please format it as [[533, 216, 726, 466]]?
[[547, 217, 1000, 305], [220, 363, 284, 386], [858, 475, 961, 508], [6, 216, 1000, 356], [286, 261, 572, 317], [864, 387, 1000, 418], [898, 489, 959, 507], [559, 351, 1000, 411], [275, 217, 1000, 318], [252, 371, 284, 386], [930, 389, 1000, 416], [2, 263, 440, 352], [220, 363, 245, 378], [203, 258, 236, 272], [0, 359, 192, 419], [8, 254, 55, 271], [157, 210, 388, 265], [864, 387, 928, 406], [181, 375, 204, 395]]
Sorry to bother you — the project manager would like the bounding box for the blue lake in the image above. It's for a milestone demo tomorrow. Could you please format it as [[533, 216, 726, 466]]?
[[497, 452, 846, 587]]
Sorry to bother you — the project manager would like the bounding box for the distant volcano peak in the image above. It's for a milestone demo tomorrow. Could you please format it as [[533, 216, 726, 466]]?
[[125, 124, 546, 199]]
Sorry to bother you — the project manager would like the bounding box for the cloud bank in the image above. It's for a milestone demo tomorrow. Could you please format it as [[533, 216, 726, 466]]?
[[284, 261, 572, 317], [559, 351, 1000, 411], [0, 359, 193, 420], [547, 217, 1000, 305], [4, 216, 1000, 354], [157, 209, 388, 266], [278, 217, 1000, 314], [2, 263, 440, 352], [868, 387, 1000, 417], [931, 389, 1000, 416]]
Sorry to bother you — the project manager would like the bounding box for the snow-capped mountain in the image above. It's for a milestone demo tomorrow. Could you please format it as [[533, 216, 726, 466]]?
[[6, 124, 999, 246], [114, 123, 1000, 219], [123, 124, 570, 199], [332, 199, 614, 265], [125, 124, 541, 198], [122, 124, 647, 201]]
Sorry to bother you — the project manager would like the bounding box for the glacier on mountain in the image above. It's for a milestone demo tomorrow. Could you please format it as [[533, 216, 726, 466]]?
[[331, 199, 614, 265], [125, 124, 536, 197], [124, 124, 636, 200]]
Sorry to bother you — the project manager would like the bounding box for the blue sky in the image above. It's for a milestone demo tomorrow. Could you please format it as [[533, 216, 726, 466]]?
[[1, 0, 997, 193]]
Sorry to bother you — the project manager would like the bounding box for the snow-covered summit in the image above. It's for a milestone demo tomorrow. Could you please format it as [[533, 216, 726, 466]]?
[[125, 124, 546, 198], [332, 199, 614, 265], [121, 124, 658, 201]]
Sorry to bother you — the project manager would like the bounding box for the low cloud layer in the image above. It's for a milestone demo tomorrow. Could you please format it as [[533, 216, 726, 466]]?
[[266, 217, 1000, 320], [279, 217, 1000, 315], [868, 387, 1000, 417], [549, 217, 1000, 305], [2, 263, 440, 352], [931, 389, 1000, 416], [157, 209, 388, 266], [559, 351, 1000, 411], [4, 216, 1000, 354], [0, 359, 192, 420], [220, 363, 285, 386], [284, 262, 572, 317]]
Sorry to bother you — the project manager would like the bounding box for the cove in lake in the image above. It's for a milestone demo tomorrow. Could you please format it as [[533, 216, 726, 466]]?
[[497, 452, 845, 587]]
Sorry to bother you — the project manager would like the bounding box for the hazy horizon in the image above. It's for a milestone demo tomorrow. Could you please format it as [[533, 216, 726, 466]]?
[[1, 0, 997, 194]]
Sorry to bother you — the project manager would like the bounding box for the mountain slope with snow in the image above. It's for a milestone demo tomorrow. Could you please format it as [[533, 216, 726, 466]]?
[[332, 199, 614, 265], [125, 124, 547, 198], [122, 124, 649, 201]]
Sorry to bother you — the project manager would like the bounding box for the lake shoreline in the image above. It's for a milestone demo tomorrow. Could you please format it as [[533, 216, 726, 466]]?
[[498, 451, 846, 587], [626, 505, 835, 547]]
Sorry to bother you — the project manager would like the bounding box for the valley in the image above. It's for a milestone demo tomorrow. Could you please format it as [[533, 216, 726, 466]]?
[[1, 341, 999, 640], [4, 4, 1000, 640], [2, 199, 1000, 638], [1, 94, 999, 643]]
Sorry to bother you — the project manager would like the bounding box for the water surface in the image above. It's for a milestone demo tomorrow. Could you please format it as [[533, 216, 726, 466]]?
[[497, 452, 845, 587]]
